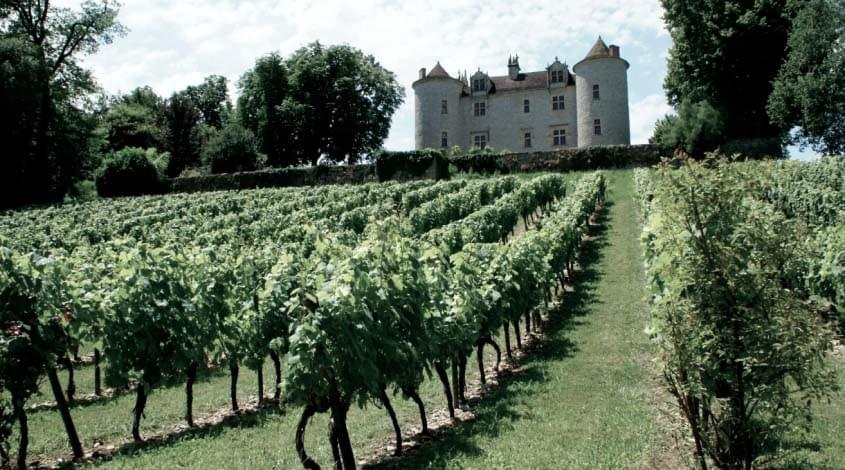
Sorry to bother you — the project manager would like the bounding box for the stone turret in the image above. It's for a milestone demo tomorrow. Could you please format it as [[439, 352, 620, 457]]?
[[573, 36, 630, 147], [412, 62, 466, 150]]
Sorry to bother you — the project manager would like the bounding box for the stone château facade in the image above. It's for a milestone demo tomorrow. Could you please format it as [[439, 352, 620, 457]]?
[[413, 37, 630, 152]]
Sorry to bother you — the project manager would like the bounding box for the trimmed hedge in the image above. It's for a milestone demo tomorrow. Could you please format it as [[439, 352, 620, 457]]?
[[374, 149, 449, 181], [166, 164, 375, 194], [449, 144, 668, 174], [158, 145, 665, 195]]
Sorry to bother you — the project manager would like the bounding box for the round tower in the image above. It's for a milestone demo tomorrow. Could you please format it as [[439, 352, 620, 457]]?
[[412, 62, 466, 150], [573, 37, 630, 147]]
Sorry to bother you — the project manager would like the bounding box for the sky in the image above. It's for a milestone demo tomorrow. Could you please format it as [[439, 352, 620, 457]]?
[[64, 0, 816, 159]]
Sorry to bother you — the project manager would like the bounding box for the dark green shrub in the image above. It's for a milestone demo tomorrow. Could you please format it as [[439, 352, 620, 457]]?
[[95, 147, 161, 197], [374, 149, 448, 181], [202, 122, 261, 174], [650, 101, 725, 157]]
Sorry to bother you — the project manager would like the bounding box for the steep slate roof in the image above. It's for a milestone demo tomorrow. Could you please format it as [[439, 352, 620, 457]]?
[[489, 70, 574, 93], [584, 36, 610, 60], [427, 62, 451, 78]]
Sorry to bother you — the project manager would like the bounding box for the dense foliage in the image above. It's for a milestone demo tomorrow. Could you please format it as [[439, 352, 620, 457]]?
[[0, 0, 124, 208], [95, 147, 163, 197], [201, 121, 261, 174], [650, 101, 725, 157], [637, 157, 842, 469], [768, 0, 845, 155], [661, 0, 791, 141], [0, 171, 608, 468]]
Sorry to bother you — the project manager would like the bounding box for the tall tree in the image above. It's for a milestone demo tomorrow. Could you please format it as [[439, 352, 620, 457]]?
[[661, 0, 794, 141], [185, 75, 230, 129], [0, 0, 124, 206], [164, 91, 202, 177], [768, 0, 845, 155], [285, 42, 404, 164], [237, 53, 295, 167]]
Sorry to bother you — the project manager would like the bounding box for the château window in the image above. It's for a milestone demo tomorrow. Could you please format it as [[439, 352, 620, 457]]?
[[524, 132, 532, 148], [441, 131, 448, 148], [593, 84, 600, 100], [550, 70, 564, 83], [523, 99, 530, 113], [552, 95, 565, 110], [472, 79, 487, 92], [474, 102, 486, 117], [553, 129, 566, 146], [473, 134, 487, 149], [594, 119, 602, 136], [441, 100, 448, 114]]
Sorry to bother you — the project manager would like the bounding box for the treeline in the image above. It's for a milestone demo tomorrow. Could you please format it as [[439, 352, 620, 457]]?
[[0, 1, 404, 208], [651, 0, 845, 157]]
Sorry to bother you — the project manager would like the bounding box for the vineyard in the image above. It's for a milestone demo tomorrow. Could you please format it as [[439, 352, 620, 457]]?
[[0, 171, 609, 469], [636, 156, 845, 469], [1, 159, 844, 469]]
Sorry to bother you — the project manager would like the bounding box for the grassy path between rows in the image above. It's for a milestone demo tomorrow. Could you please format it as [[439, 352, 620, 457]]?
[[374, 169, 663, 469], [80, 169, 663, 469]]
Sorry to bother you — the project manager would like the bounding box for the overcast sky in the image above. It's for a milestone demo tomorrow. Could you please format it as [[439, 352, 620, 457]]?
[[65, 0, 815, 158]]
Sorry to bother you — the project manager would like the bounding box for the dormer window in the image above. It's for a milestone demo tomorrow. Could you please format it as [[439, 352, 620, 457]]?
[[551, 70, 565, 83], [472, 78, 487, 92]]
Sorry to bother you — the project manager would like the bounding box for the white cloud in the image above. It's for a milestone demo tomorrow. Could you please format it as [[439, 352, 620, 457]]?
[[67, 0, 668, 150], [629, 94, 672, 144]]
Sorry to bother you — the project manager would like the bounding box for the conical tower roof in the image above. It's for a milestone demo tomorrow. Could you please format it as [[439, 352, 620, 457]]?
[[584, 36, 610, 59], [427, 62, 451, 78]]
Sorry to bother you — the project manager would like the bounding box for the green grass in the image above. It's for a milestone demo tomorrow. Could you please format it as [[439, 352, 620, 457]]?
[[771, 356, 845, 469], [72, 169, 662, 469], [10, 169, 844, 469]]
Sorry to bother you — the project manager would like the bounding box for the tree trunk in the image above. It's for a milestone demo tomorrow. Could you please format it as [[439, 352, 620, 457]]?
[[270, 351, 282, 400], [14, 402, 28, 470], [60, 356, 76, 403], [476, 340, 486, 384], [329, 385, 356, 470], [328, 417, 342, 470], [434, 362, 454, 418], [513, 320, 522, 349], [132, 382, 148, 442], [503, 324, 513, 362], [33, 62, 52, 202], [186, 361, 198, 427], [230, 364, 239, 412], [524, 309, 531, 335], [402, 387, 428, 435], [458, 356, 467, 404], [483, 336, 501, 371], [257, 366, 264, 405], [94, 348, 102, 396], [295, 405, 320, 470], [451, 359, 461, 408], [379, 387, 402, 456], [46, 367, 83, 458]]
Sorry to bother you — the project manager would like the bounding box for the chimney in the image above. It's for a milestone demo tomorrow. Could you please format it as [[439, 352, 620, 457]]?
[[419, 68, 426, 79], [508, 54, 520, 80], [609, 45, 620, 58]]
